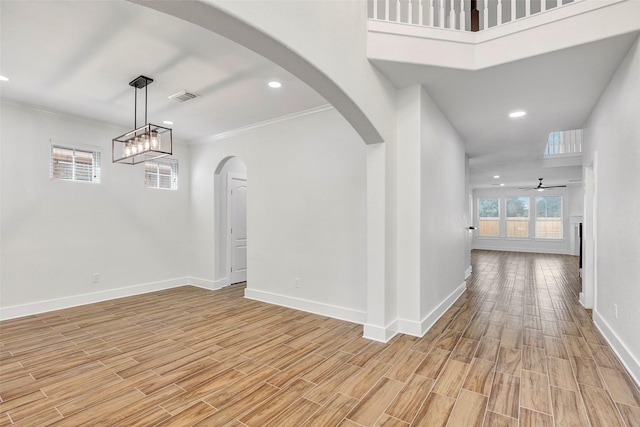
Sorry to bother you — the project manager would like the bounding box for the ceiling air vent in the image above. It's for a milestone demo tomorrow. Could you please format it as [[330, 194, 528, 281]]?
[[168, 90, 198, 103]]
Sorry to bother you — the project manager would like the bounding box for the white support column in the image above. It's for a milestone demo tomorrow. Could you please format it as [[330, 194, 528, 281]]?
[[363, 143, 389, 342]]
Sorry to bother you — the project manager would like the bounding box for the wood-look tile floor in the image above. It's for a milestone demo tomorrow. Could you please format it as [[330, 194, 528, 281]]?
[[2, 250, 640, 426]]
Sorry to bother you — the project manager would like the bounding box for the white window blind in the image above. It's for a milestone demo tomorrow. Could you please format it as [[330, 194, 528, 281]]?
[[145, 158, 178, 190], [50, 144, 101, 183]]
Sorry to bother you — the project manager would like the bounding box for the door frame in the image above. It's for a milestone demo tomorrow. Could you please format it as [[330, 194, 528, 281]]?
[[226, 172, 247, 285]]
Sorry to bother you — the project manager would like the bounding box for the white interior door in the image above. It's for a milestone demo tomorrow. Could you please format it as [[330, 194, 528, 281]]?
[[228, 173, 247, 284]]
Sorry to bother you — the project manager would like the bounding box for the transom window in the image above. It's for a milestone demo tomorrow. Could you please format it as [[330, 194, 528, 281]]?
[[145, 158, 178, 190], [50, 144, 101, 183]]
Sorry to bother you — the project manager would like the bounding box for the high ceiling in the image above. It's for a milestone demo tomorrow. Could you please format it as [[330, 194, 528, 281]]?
[[0, 1, 327, 144], [372, 32, 638, 188], [1, 1, 637, 189]]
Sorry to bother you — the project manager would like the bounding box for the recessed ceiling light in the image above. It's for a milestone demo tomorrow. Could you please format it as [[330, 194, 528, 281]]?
[[0, 75, 9, 82], [493, 175, 500, 179], [500, 183, 505, 186], [163, 120, 174, 125], [509, 111, 526, 118], [268, 81, 282, 88]]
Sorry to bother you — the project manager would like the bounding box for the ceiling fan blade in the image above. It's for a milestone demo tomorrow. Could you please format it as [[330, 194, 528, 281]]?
[[542, 185, 567, 188]]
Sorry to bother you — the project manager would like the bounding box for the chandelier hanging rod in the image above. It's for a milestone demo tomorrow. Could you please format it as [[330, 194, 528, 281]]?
[[129, 75, 153, 129]]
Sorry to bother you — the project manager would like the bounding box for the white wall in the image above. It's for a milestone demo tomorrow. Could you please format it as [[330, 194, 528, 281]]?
[[189, 108, 368, 322], [419, 87, 467, 322], [582, 35, 640, 383], [395, 86, 468, 336], [472, 186, 575, 254], [0, 102, 191, 318]]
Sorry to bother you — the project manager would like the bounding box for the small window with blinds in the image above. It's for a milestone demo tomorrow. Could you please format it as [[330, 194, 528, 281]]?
[[50, 144, 101, 183], [145, 158, 178, 190]]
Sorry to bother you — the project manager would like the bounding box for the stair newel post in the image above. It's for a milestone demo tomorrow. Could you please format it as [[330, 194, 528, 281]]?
[[470, 0, 479, 31], [459, 0, 465, 30]]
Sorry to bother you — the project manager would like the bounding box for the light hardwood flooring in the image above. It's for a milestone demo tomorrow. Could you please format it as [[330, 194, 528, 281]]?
[[1, 250, 640, 426]]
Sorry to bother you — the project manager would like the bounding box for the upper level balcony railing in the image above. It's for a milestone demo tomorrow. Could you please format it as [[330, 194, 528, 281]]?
[[369, 0, 582, 32], [545, 129, 583, 156]]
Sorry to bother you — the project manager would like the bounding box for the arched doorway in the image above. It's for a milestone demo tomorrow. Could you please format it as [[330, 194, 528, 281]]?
[[215, 156, 248, 286]]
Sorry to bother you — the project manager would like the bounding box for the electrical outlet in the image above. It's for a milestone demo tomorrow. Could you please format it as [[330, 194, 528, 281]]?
[[614, 304, 618, 319], [92, 273, 101, 283], [295, 278, 301, 288]]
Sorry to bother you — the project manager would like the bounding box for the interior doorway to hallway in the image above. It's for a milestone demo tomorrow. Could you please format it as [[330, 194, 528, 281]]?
[[214, 156, 248, 286]]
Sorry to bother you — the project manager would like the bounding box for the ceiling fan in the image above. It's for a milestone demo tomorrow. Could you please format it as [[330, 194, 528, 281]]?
[[518, 178, 567, 191]]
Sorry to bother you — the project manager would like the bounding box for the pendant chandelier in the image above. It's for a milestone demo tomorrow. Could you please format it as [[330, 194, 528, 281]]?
[[112, 75, 172, 165]]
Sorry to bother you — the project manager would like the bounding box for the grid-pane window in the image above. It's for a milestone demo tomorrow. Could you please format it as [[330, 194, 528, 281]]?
[[536, 196, 563, 239], [506, 196, 529, 238], [51, 145, 101, 183], [478, 197, 500, 237], [145, 158, 178, 190]]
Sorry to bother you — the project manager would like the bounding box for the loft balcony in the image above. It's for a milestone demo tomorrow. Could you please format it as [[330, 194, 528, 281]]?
[[367, 0, 640, 69]]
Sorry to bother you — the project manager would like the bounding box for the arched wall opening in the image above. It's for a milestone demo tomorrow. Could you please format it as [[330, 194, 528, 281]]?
[[214, 156, 248, 286]]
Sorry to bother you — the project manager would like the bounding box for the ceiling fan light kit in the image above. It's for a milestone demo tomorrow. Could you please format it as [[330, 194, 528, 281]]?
[[112, 75, 173, 165]]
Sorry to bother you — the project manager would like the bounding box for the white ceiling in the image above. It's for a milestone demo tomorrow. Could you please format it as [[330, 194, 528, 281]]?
[[0, 1, 327, 143], [1, 1, 637, 189], [372, 32, 639, 188]]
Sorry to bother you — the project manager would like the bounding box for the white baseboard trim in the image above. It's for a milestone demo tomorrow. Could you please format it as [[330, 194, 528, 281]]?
[[472, 245, 572, 256], [465, 266, 473, 279], [0, 277, 189, 321], [187, 277, 226, 291], [417, 280, 467, 336], [363, 320, 399, 343], [593, 310, 640, 388], [396, 281, 467, 338], [370, 281, 468, 341], [244, 288, 367, 325]]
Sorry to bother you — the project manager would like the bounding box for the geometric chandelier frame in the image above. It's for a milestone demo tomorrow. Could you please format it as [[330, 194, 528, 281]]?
[[112, 75, 172, 165]]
